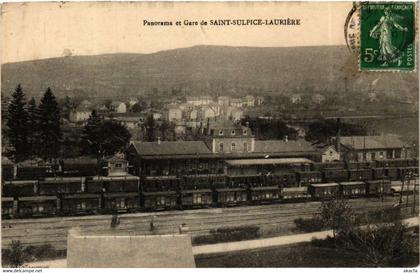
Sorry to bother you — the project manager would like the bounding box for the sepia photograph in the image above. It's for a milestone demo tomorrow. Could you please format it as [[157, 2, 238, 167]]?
[[0, 1, 419, 269]]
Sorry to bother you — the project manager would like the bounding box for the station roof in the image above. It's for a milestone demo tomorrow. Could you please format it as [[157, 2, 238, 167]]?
[[254, 140, 317, 154], [310, 183, 339, 187], [130, 141, 212, 157], [225, 158, 313, 166]]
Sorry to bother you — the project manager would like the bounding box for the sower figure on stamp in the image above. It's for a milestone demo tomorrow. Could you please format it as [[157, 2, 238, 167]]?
[[369, 7, 408, 66]]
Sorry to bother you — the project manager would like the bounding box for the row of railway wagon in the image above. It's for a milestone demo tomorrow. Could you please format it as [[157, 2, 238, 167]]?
[[1, 157, 419, 218]]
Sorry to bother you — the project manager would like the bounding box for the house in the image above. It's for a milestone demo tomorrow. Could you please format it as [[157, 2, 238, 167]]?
[[230, 108, 243, 121], [201, 104, 220, 120], [152, 112, 163, 121], [128, 98, 139, 107], [167, 107, 183, 122], [217, 96, 230, 106], [110, 102, 127, 113], [256, 96, 264, 105], [229, 98, 244, 108], [290, 94, 302, 104], [100, 155, 129, 177], [104, 113, 142, 129], [186, 96, 213, 106], [79, 99, 93, 109], [244, 95, 255, 107], [340, 134, 409, 162], [312, 94, 325, 105], [69, 106, 92, 122], [316, 145, 340, 163]]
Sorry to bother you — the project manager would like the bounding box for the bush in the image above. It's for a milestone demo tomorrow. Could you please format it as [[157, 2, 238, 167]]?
[[294, 217, 325, 232], [2, 243, 63, 267], [193, 225, 260, 245]]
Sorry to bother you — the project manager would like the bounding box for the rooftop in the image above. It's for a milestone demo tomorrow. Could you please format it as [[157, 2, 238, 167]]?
[[225, 158, 313, 166], [340, 134, 407, 150]]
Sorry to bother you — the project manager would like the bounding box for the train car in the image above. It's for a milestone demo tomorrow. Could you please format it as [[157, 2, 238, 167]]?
[[339, 181, 366, 198], [102, 192, 140, 213], [15, 160, 55, 180], [17, 196, 58, 217], [59, 157, 98, 177], [365, 180, 391, 196], [214, 188, 247, 206], [346, 161, 376, 170], [348, 169, 373, 181], [247, 174, 282, 203], [385, 167, 399, 180], [2, 180, 38, 197], [371, 168, 386, 180], [141, 176, 179, 210], [2, 197, 15, 218], [60, 193, 101, 215], [296, 171, 322, 186], [322, 168, 348, 182], [313, 161, 345, 171], [308, 183, 339, 200], [100, 176, 140, 193], [180, 174, 221, 208], [85, 177, 104, 193], [38, 177, 85, 195], [281, 187, 310, 201], [274, 172, 298, 187], [398, 167, 419, 178], [1, 157, 14, 181], [214, 175, 249, 206]]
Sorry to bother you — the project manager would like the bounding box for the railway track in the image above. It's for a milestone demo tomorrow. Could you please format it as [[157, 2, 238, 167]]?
[[2, 196, 414, 250]]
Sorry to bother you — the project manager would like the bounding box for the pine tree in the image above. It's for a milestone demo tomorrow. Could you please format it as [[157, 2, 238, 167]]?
[[6, 85, 29, 162], [38, 88, 62, 161], [27, 97, 40, 159], [81, 110, 102, 156]]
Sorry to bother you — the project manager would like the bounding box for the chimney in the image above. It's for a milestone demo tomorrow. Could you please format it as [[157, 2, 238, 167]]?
[[157, 137, 161, 144], [284, 135, 288, 142]]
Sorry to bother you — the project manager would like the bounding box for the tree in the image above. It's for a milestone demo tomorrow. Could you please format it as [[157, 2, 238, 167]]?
[[81, 110, 102, 156], [7, 240, 28, 268], [130, 101, 146, 113], [306, 119, 367, 143], [82, 117, 131, 157], [38, 88, 62, 161], [320, 197, 355, 238], [27, 97, 40, 159], [6, 84, 29, 162], [337, 219, 414, 266], [145, 114, 155, 142], [61, 95, 75, 119]]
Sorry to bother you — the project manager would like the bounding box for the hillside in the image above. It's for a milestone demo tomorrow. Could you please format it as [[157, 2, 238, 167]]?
[[1, 45, 418, 100]]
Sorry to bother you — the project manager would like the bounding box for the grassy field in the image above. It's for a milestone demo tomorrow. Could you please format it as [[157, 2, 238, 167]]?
[[195, 238, 419, 267]]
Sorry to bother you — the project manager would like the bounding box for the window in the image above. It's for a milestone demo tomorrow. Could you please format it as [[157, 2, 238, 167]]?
[[157, 196, 166, 206], [329, 150, 333, 156], [243, 130, 247, 135], [231, 130, 236, 135], [386, 150, 393, 159], [219, 130, 223, 136], [363, 153, 367, 161], [115, 163, 123, 168], [395, 149, 401, 158], [244, 142, 248, 152], [193, 194, 202, 204], [371, 153, 376, 160], [231, 142, 236, 152], [219, 143, 224, 152]]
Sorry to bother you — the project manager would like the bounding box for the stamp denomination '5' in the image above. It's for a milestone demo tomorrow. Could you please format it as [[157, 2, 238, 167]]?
[[360, 2, 416, 71]]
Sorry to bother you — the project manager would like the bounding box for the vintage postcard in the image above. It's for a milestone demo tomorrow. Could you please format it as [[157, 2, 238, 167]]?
[[0, 1, 418, 269]]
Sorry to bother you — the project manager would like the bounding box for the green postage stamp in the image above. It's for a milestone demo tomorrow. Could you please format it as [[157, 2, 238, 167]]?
[[360, 2, 416, 71]]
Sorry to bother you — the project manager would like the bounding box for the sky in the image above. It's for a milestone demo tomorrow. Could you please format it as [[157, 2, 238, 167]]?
[[1, 2, 353, 63]]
